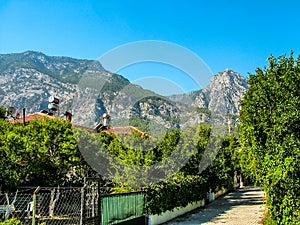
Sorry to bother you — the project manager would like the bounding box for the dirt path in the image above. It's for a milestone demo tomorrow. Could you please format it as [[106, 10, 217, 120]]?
[[162, 186, 265, 225]]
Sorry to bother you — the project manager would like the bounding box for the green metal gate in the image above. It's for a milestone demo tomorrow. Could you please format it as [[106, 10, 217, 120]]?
[[101, 192, 147, 225], [82, 178, 147, 225]]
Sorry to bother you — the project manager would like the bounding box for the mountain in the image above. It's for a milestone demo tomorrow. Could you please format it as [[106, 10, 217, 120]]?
[[167, 69, 248, 129], [0, 51, 178, 130], [196, 68, 248, 114], [169, 69, 248, 115], [0, 51, 248, 134], [0, 50, 108, 114]]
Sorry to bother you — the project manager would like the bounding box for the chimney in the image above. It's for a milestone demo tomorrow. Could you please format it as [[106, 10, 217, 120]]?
[[22, 108, 26, 125], [15, 108, 21, 119], [65, 111, 72, 122], [102, 113, 110, 128]]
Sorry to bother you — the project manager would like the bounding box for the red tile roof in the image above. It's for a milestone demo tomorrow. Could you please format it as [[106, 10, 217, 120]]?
[[9, 112, 146, 136], [103, 126, 148, 137], [8, 112, 55, 124]]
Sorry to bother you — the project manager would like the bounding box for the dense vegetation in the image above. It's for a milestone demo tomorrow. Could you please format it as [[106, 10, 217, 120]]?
[[79, 124, 239, 213], [239, 54, 300, 224], [146, 134, 239, 214], [75, 123, 240, 214], [0, 118, 91, 190], [0, 218, 23, 225], [0, 116, 239, 215]]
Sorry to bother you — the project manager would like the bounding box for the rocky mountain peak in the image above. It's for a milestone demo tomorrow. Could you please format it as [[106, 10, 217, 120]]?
[[194, 69, 248, 114], [211, 69, 248, 88]]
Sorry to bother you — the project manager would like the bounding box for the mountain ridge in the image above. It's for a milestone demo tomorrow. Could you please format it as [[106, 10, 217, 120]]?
[[0, 51, 248, 133]]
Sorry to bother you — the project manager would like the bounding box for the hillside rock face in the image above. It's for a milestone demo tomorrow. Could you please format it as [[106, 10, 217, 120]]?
[[0, 50, 104, 119], [194, 69, 248, 114], [168, 69, 248, 115], [0, 51, 248, 132]]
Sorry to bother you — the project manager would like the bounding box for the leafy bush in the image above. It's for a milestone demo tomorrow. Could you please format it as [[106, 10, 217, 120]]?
[[204, 135, 239, 192], [146, 174, 208, 215], [73, 123, 239, 214], [0, 218, 22, 225]]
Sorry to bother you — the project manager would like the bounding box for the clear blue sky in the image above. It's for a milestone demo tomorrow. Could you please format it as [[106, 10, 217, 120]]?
[[1, 0, 300, 95]]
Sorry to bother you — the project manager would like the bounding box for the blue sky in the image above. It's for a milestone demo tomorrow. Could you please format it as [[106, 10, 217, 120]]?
[[0, 0, 300, 95]]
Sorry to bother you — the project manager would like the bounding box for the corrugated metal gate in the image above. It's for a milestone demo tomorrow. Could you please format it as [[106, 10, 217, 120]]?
[[101, 192, 146, 225], [82, 179, 147, 225]]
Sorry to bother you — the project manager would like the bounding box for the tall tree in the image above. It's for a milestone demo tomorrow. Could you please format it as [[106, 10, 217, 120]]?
[[0, 118, 87, 190], [239, 53, 300, 224]]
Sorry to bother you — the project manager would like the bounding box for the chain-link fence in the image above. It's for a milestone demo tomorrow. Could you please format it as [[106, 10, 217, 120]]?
[[0, 181, 147, 225], [0, 188, 32, 223], [82, 179, 101, 225], [0, 187, 82, 225]]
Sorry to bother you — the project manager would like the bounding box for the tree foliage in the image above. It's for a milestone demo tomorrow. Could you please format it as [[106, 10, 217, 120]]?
[[85, 123, 239, 214], [0, 118, 89, 191], [0, 115, 240, 215], [239, 53, 300, 224]]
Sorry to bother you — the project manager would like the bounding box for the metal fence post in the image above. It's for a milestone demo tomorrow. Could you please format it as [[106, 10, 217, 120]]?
[[144, 190, 148, 225], [98, 180, 101, 225], [32, 186, 40, 225], [80, 185, 86, 225]]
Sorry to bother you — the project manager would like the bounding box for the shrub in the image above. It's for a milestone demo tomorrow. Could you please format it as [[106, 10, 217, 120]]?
[[0, 218, 23, 225]]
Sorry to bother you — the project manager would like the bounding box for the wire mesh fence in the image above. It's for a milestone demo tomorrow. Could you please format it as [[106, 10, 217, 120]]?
[[0, 188, 32, 223], [0, 181, 147, 225], [82, 179, 101, 225], [0, 187, 82, 225]]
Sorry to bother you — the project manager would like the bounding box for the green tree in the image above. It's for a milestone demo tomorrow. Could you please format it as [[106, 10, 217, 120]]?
[[0, 118, 89, 190], [239, 53, 300, 224], [0, 120, 22, 190], [20, 118, 82, 186]]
